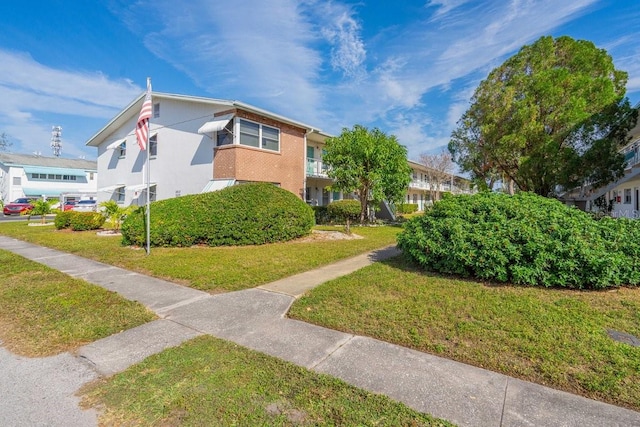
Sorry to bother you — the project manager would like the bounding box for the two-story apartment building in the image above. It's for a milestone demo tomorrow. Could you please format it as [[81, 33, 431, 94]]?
[[87, 91, 473, 212], [0, 153, 97, 205], [86, 92, 338, 206], [406, 160, 474, 211], [561, 113, 640, 217]]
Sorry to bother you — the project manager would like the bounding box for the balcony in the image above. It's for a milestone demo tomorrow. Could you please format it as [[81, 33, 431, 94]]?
[[622, 143, 640, 169], [306, 158, 329, 177]]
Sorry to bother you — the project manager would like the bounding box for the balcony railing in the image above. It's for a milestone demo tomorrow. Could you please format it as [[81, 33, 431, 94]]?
[[409, 179, 471, 194], [306, 158, 329, 177], [622, 144, 640, 168]]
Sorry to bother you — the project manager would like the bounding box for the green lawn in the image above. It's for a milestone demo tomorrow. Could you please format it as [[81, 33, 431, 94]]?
[[3, 220, 639, 413], [0, 249, 155, 356], [0, 222, 400, 292], [81, 335, 452, 426], [288, 257, 640, 411]]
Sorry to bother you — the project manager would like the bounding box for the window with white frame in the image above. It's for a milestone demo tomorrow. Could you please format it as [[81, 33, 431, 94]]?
[[118, 141, 126, 157], [238, 119, 279, 152], [115, 186, 125, 203], [13, 176, 21, 185], [149, 134, 157, 157], [150, 184, 157, 202], [216, 121, 234, 147], [624, 188, 632, 204], [153, 103, 160, 118], [31, 173, 77, 181]]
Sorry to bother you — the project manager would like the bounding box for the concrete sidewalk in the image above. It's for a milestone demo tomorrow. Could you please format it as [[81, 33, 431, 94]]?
[[0, 235, 639, 427]]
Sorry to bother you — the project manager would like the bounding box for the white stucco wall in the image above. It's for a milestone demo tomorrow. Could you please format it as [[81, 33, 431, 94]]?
[[96, 98, 223, 205]]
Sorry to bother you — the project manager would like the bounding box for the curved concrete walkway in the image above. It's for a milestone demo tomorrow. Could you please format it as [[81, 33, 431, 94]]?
[[0, 235, 639, 427]]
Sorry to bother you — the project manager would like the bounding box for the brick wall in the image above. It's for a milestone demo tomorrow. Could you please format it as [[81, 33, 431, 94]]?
[[213, 109, 306, 199]]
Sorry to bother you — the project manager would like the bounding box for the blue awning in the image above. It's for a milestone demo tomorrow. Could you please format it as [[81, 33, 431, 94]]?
[[23, 166, 87, 177], [22, 188, 78, 197]]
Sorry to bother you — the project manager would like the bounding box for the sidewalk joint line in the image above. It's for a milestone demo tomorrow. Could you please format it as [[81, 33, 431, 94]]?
[[155, 294, 212, 316], [309, 334, 356, 370], [500, 378, 509, 426]]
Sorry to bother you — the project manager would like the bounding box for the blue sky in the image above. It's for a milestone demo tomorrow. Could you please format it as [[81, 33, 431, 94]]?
[[0, 0, 638, 162]]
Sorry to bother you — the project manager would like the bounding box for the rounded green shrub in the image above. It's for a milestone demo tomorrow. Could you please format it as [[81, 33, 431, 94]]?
[[121, 182, 315, 247], [327, 200, 360, 223], [54, 211, 74, 229], [327, 199, 361, 233], [397, 192, 640, 290], [398, 203, 419, 214], [69, 212, 106, 231]]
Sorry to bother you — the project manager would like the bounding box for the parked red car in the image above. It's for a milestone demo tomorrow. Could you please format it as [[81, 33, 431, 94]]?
[[3, 198, 36, 215], [63, 201, 77, 211]]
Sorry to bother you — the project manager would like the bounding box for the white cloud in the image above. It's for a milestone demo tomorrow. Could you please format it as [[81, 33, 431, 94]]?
[[425, 0, 471, 18], [0, 49, 141, 157], [0, 50, 140, 111], [118, 0, 327, 124], [320, 7, 366, 77]]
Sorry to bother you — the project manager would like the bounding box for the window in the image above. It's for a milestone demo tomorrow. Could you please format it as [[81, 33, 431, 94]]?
[[13, 176, 21, 185], [216, 121, 234, 147], [262, 126, 279, 151], [118, 141, 126, 157], [115, 187, 125, 203], [149, 134, 158, 157], [153, 103, 160, 118], [150, 185, 157, 202], [89, 172, 94, 180], [624, 188, 632, 204], [239, 119, 279, 151]]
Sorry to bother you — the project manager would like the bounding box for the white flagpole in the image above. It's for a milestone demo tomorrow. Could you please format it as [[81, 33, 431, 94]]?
[[145, 77, 151, 256]]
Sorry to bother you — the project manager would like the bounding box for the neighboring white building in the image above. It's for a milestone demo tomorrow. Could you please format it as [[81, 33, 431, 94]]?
[[0, 153, 97, 204], [562, 113, 640, 218], [406, 160, 475, 211]]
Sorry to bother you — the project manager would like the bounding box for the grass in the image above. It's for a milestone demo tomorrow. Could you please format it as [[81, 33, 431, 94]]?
[[0, 222, 400, 292], [288, 257, 640, 411], [3, 218, 639, 414], [0, 249, 156, 356], [81, 335, 453, 426]]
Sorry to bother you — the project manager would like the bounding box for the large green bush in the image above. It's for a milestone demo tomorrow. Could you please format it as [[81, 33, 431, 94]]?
[[397, 192, 640, 289], [121, 182, 315, 247]]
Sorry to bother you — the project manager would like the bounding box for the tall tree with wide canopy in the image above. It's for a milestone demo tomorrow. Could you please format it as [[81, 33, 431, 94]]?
[[323, 125, 412, 223], [449, 35, 638, 196]]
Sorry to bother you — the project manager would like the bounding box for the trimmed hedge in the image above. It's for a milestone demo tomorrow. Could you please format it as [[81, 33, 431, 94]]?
[[54, 211, 105, 231], [121, 182, 315, 247], [398, 203, 419, 214], [69, 212, 106, 231], [327, 200, 361, 223], [54, 211, 74, 230], [397, 192, 640, 289]]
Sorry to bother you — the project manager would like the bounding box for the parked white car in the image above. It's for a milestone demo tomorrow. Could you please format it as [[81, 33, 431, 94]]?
[[72, 199, 97, 212]]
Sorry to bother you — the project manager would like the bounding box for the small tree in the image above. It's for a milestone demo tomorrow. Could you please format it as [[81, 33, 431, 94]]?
[[100, 200, 133, 231], [29, 199, 54, 224], [323, 125, 412, 224], [327, 199, 361, 234]]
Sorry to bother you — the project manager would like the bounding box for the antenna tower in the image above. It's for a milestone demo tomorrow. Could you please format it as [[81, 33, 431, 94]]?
[[51, 126, 63, 157]]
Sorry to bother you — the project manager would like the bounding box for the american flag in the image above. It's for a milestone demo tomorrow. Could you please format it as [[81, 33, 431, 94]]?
[[135, 78, 152, 151]]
